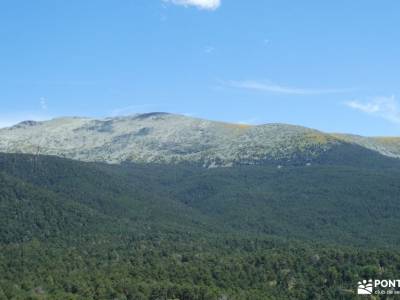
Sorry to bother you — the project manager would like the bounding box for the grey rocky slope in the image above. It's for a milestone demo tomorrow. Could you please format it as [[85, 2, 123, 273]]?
[[0, 112, 398, 166], [332, 133, 400, 158]]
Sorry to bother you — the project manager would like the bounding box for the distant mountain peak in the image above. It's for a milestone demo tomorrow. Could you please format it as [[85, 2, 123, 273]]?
[[11, 120, 42, 129], [133, 112, 171, 119]]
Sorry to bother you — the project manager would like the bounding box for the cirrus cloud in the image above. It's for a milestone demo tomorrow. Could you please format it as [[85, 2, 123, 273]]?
[[164, 0, 221, 10], [227, 80, 353, 95], [346, 96, 400, 124]]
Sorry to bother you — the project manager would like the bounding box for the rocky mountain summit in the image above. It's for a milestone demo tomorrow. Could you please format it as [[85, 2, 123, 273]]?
[[0, 113, 399, 167]]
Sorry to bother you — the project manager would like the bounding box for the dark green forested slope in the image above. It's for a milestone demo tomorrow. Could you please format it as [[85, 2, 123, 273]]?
[[1, 151, 400, 299], [166, 164, 400, 247], [0, 171, 116, 244]]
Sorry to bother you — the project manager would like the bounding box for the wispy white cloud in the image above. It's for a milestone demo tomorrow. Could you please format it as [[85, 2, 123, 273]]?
[[164, 0, 221, 10], [34, 80, 98, 86], [228, 80, 353, 95], [40, 97, 48, 110], [204, 46, 215, 54], [346, 96, 400, 124]]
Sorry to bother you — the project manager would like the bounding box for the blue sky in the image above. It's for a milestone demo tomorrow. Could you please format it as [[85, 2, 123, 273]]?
[[1, 0, 400, 136]]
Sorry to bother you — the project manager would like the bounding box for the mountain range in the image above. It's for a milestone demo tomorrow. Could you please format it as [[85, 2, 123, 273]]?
[[1, 112, 400, 167], [1, 113, 400, 299]]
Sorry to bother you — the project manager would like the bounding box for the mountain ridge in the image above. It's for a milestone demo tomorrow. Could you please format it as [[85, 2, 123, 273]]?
[[1, 113, 399, 166]]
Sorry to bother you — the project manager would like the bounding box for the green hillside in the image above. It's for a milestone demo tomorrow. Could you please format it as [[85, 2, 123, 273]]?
[[1, 151, 400, 299]]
